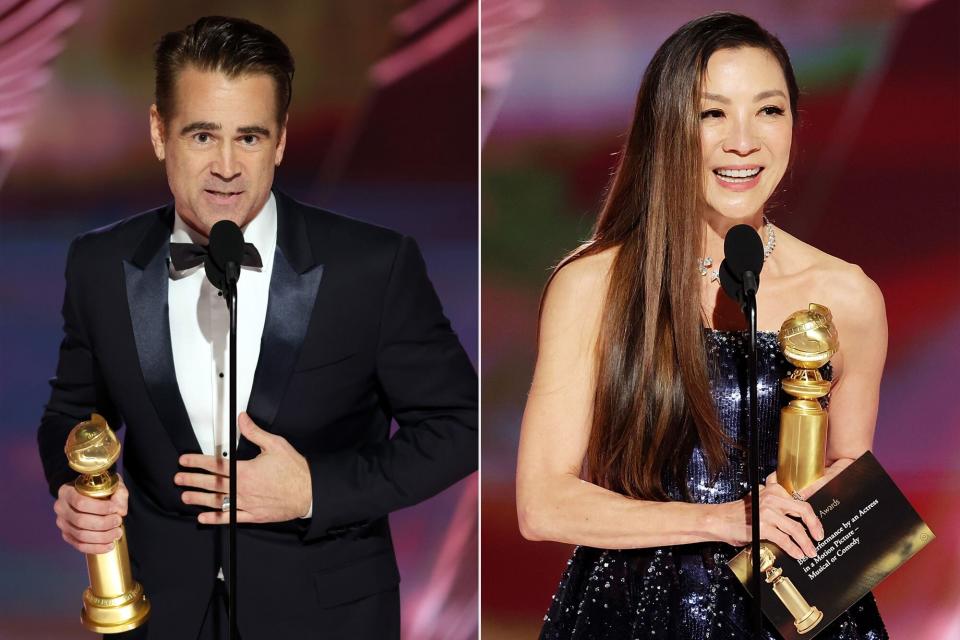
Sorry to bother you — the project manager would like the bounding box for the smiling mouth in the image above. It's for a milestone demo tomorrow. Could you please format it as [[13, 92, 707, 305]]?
[[713, 167, 763, 183], [205, 189, 243, 196]]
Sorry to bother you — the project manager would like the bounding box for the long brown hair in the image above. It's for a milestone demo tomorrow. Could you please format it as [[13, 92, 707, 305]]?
[[550, 13, 799, 501]]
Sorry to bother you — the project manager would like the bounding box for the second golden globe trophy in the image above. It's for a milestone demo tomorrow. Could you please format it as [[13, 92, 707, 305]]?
[[728, 303, 837, 634], [65, 413, 150, 633], [776, 303, 838, 498], [728, 303, 935, 639], [770, 303, 838, 632]]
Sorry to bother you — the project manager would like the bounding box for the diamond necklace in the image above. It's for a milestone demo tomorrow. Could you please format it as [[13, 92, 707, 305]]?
[[697, 217, 776, 282]]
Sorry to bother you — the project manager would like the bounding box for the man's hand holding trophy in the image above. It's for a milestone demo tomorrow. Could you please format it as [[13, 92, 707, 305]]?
[[62, 414, 150, 634]]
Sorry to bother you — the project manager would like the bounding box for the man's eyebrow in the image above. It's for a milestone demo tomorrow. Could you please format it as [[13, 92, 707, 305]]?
[[180, 121, 221, 135], [236, 125, 271, 137], [702, 89, 787, 103]]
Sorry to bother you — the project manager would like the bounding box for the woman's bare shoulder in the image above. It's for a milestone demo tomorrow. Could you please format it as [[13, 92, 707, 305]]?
[[546, 245, 618, 301], [777, 229, 885, 326], [539, 246, 619, 342]]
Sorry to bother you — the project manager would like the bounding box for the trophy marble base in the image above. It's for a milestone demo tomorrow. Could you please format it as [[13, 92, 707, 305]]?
[[80, 581, 151, 634]]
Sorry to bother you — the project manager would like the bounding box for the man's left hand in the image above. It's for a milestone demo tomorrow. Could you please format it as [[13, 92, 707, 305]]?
[[176, 412, 313, 524]]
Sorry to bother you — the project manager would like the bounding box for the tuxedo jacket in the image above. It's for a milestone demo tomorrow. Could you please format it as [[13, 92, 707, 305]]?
[[37, 190, 478, 639]]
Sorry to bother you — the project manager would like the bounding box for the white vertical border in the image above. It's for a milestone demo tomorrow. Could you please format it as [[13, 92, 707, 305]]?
[[476, 0, 484, 637]]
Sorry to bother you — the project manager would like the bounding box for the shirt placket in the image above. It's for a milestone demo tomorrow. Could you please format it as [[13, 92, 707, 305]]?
[[208, 283, 230, 461]]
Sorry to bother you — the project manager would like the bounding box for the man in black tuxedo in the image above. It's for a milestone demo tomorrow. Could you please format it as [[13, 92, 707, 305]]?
[[37, 16, 476, 639]]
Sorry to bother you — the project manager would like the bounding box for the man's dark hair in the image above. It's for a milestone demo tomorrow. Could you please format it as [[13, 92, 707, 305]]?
[[154, 16, 295, 129]]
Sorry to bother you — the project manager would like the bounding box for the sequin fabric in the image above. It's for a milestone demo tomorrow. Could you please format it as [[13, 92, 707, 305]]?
[[540, 329, 888, 639]]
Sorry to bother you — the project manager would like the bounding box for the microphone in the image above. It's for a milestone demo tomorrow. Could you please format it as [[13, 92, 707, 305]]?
[[718, 223, 767, 637], [719, 224, 765, 308], [205, 220, 245, 293], [204, 219, 245, 636]]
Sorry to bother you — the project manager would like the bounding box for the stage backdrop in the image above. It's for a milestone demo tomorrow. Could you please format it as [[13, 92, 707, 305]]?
[[0, 2, 478, 639], [481, 0, 959, 638]]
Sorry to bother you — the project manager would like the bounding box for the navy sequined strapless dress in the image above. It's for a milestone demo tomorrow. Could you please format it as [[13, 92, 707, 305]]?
[[540, 330, 888, 639]]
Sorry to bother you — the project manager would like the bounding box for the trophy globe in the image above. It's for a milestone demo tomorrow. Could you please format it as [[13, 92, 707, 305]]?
[[65, 414, 121, 497], [778, 303, 839, 401]]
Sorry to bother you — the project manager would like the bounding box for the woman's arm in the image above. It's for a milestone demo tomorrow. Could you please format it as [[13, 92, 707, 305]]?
[[516, 252, 722, 549], [825, 267, 888, 465]]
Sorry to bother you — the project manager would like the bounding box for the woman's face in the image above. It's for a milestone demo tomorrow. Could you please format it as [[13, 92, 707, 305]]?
[[699, 46, 793, 221]]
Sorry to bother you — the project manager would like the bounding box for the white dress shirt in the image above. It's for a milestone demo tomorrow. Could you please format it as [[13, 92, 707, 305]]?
[[167, 192, 311, 552], [168, 193, 277, 462]]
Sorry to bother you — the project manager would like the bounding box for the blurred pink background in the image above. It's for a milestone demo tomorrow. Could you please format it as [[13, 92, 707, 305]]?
[[481, 1, 959, 638], [0, 2, 477, 638]]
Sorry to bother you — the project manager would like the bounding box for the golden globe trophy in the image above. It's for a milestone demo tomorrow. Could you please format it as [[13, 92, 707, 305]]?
[[65, 413, 150, 633], [776, 303, 838, 497], [728, 303, 837, 634], [728, 304, 935, 639], [759, 545, 823, 634]]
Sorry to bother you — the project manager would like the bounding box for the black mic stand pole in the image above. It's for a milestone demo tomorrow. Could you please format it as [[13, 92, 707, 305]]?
[[225, 262, 239, 640], [742, 275, 762, 638]]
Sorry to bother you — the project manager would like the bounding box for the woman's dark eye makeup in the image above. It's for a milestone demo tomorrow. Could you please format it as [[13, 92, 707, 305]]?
[[699, 106, 785, 119]]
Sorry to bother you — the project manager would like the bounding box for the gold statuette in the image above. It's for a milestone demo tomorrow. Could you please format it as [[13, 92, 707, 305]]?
[[756, 544, 823, 634], [776, 303, 839, 496], [65, 414, 150, 633]]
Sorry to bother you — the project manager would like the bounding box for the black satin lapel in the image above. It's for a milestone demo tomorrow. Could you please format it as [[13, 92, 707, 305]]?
[[124, 256, 201, 455], [241, 248, 323, 459]]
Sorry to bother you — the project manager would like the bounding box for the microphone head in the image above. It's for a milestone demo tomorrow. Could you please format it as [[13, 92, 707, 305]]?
[[723, 224, 764, 277], [208, 220, 245, 271], [205, 220, 244, 292], [718, 259, 743, 305]]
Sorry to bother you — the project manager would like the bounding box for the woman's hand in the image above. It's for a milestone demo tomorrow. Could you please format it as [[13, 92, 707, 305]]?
[[765, 458, 854, 499], [713, 477, 825, 560]]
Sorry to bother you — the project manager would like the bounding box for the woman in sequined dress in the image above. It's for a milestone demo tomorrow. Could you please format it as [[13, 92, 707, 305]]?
[[515, 13, 889, 640]]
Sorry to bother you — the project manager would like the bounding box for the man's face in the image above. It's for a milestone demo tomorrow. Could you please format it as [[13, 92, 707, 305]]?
[[149, 67, 287, 236]]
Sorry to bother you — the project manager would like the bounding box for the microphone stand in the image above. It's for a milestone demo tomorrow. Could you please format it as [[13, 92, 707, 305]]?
[[741, 274, 762, 638], [720, 225, 767, 637], [225, 262, 239, 640]]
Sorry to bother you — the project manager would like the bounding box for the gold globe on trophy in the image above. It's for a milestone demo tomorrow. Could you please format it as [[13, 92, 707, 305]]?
[[65, 413, 150, 633], [776, 303, 839, 495]]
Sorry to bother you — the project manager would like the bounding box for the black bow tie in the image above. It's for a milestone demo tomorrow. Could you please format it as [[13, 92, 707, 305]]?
[[169, 241, 263, 272]]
